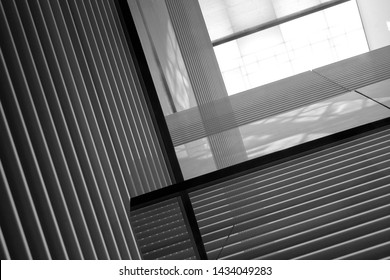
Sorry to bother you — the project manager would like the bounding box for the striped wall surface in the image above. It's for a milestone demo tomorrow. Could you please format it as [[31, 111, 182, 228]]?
[[0, 0, 174, 259], [190, 124, 390, 259], [164, 0, 248, 169], [314, 45, 390, 91], [166, 46, 390, 146]]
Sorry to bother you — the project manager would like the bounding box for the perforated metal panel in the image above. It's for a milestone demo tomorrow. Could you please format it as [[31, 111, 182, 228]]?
[[131, 198, 197, 260]]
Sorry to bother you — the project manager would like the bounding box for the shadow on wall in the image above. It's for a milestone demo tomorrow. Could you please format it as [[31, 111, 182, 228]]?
[[136, 0, 197, 113], [176, 90, 390, 179]]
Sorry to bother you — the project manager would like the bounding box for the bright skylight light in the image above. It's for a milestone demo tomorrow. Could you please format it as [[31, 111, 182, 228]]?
[[200, 0, 369, 95]]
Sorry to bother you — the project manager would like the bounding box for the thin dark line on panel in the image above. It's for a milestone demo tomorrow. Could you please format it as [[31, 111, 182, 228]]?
[[216, 224, 235, 260], [354, 90, 390, 111], [354, 0, 371, 50]]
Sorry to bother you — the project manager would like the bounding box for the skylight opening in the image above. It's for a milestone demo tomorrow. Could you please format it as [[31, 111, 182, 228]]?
[[199, 0, 369, 95]]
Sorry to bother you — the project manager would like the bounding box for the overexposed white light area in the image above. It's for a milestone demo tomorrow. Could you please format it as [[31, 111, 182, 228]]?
[[199, 0, 335, 41], [213, 0, 369, 95]]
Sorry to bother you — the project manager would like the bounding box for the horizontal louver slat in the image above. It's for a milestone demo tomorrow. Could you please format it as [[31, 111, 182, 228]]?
[[191, 126, 390, 259]]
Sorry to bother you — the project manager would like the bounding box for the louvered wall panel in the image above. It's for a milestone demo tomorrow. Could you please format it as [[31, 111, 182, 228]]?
[[130, 198, 197, 260], [0, 0, 172, 259], [166, 47, 390, 146], [190, 126, 390, 259], [315, 45, 390, 91]]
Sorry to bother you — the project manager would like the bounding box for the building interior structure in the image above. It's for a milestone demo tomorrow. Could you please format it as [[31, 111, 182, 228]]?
[[1, 0, 389, 259]]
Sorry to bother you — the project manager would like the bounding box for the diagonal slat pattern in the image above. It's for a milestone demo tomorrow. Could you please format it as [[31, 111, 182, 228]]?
[[191, 126, 390, 259], [0, 0, 173, 260]]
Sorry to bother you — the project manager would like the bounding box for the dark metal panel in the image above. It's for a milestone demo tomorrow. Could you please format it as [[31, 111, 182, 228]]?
[[0, 224, 11, 260], [0, 55, 51, 259], [46, 0, 133, 259], [28, 0, 119, 259], [1, 0, 166, 260], [98, 0, 169, 190], [21, 0, 110, 260], [0, 121, 32, 260], [1, 2, 68, 259]]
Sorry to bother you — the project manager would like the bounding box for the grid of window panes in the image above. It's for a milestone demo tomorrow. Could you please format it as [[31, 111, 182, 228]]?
[[200, 0, 369, 95]]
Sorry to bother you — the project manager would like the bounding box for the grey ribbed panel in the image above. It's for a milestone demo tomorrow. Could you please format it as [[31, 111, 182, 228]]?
[[26, 0, 119, 259], [0, 0, 172, 259], [40, 0, 130, 259], [104, 0, 172, 191], [0, 223, 10, 260], [166, 48, 390, 147], [167, 71, 347, 146], [103, 0, 172, 191], [131, 198, 197, 260], [164, 0, 247, 168], [190, 127, 390, 259], [19, 0, 111, 259], [0, 54, 53, 260], [0, 106, 34, 260], [314, 46, 390, 91]]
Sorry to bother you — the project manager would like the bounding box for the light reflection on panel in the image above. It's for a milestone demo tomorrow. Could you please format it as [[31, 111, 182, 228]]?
[[175, 138, 216, 179], [214, 1, 368, 95], [177, 92, 390, 179], [241, 92, 390, 159]]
